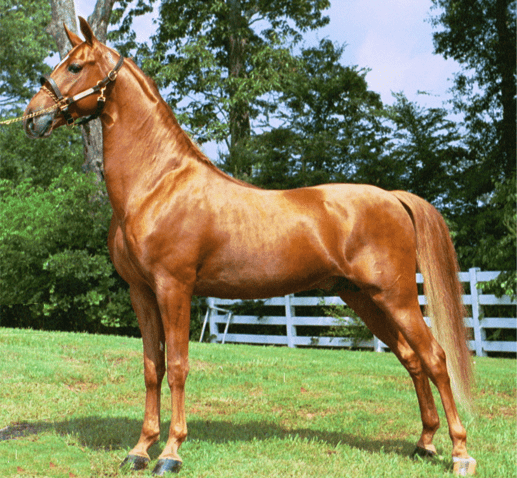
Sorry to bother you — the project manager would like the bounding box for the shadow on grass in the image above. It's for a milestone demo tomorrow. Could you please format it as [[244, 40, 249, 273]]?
[[1, 416, 436, 461], [189, 418, 415, 456]]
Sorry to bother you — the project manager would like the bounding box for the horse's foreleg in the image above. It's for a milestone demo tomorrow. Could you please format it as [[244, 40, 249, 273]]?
[[339, 291, 441, 457], [151, 281, 192, 476], [121, 284, 166, 471]]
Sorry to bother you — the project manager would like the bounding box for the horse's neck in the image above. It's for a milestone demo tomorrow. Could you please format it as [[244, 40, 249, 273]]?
[[101, 65, 201, 219]]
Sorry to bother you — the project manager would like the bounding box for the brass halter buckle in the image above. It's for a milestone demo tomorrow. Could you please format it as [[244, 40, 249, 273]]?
[[97, 82, 107, 103], [107, 70, 118, 82]]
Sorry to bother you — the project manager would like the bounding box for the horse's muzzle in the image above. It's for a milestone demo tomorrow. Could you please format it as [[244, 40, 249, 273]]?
[[23, 110, 55, 139]]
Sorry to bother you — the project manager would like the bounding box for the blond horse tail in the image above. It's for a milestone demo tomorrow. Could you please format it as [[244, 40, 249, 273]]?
[[392, 190, 473, 410]]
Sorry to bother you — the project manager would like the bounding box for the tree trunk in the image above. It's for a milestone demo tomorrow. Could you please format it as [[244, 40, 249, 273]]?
[[47, 0, 116, 183], [494, 0, 516, 175], [227, 0, 251, 177]]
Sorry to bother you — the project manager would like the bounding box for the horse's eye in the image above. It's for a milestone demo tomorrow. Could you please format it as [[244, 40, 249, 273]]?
[[68, 63, 82, 74]]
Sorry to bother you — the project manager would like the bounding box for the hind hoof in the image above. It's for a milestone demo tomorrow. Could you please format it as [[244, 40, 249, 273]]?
[[152, 458, 182, 475], [453, 456, 476, 476], [412, 445, 437, 459], [120, 454, 149, 471]]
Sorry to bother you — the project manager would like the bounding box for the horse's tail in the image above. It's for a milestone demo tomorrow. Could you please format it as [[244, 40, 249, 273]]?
[[392, 190, 473, 410]]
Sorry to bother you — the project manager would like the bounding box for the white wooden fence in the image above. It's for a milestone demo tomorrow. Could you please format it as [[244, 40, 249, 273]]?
[[201, 269, 516, 357]]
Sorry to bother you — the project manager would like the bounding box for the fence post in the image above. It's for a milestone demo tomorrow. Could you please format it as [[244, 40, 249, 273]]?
[[373, 337, 386, 353], [208, 297, 218, 343], [285, 294, 296, 348], [469, 267, 485, 357]]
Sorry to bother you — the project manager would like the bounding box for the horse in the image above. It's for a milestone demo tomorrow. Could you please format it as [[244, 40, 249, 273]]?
[[23, 17, 476, 476]]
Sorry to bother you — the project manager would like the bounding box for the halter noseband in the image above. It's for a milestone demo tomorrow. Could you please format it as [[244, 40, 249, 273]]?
[[39, 54, 125, 127]]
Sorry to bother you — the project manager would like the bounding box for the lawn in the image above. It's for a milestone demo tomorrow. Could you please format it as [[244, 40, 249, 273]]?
[[0, 328, 515, 477]]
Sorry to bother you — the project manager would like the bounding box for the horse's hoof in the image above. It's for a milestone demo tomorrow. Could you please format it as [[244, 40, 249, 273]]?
[[120, 454, 150, 471], [453, 456, 476, 476], [152, 458, 182, 475], [412, 445, 437, 459]]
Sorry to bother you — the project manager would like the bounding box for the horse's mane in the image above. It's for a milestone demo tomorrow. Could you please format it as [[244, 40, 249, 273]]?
[[125, 57, 260, 190]]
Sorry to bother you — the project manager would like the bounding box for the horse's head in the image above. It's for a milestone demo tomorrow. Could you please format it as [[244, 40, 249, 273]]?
[[24, 17, 123, 138]]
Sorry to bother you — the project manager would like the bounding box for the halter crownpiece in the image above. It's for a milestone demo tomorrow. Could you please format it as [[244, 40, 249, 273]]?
[[39, 54, 125, 127]]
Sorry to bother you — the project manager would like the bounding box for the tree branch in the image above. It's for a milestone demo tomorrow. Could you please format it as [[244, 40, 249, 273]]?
[[88, 0, 117, 43], [47, 0, 78, 58]]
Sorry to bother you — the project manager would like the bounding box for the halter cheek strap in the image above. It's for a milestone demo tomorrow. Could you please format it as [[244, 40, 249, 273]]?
[[39, 54, 124, 127]]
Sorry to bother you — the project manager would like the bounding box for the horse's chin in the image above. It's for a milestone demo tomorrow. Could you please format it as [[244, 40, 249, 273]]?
[[24, 113, 55, 139]]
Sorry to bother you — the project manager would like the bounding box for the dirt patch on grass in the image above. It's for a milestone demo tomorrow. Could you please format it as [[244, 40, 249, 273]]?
[[104, 349, 141, 365], [190, 360, 218, 374], [66, 381, 99, 393]]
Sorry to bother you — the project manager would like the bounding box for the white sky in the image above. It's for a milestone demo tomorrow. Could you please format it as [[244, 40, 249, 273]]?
[[74, 0, 460, 157]]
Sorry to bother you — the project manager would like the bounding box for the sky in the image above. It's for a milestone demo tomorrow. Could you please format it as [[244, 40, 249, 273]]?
[[74, 0, 460, 156], [303, 0, 459, 109]]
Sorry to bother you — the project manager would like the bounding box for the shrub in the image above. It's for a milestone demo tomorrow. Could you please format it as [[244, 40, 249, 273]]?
[[0, 167, 136, 332]]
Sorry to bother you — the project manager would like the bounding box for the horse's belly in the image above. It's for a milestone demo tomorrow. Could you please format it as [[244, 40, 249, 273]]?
[[193, 242, 341, 299]]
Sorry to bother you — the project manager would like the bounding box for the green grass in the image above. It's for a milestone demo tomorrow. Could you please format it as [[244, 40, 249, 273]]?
[[0, 328, 515, 477]]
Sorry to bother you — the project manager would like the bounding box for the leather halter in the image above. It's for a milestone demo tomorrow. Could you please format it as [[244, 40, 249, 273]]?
[[39, 54, 124, 126]]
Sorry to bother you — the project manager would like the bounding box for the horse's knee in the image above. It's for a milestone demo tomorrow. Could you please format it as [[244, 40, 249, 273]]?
[[166, 359, 189, 389], [144, 359, 166, 389]]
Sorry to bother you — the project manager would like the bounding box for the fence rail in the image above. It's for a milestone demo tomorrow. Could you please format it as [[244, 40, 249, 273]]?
[[202, 269, 516, 356]]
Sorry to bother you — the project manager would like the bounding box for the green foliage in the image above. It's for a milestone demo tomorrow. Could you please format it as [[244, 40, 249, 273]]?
[[0, 168, 135, 332], [476, 175, 517, 299], [227, 299, 267, 320], [190, 295, 209, 341], [0, 0, 55, 107], [0, 115, 84, 187], [320, 301, 373, 346], [244, 40, 385, 188], [382, 93, 467, 205]]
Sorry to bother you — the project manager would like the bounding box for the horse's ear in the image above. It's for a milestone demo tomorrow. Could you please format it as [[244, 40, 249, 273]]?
[[78, 16, 98, 46], [64, 23, 82, 48]]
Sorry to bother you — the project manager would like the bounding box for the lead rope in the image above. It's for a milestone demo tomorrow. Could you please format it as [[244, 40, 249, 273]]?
[[0, 102, 62, 126], [0, 85, 65, 126]]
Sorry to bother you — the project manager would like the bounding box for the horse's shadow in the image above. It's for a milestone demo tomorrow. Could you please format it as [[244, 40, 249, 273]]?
[[1, 415, 446, 468]]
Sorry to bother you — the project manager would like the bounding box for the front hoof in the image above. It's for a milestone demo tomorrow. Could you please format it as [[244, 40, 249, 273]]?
[[412, 445, 437, 459], [120, 454, 150, 471], [152, 458, 182, 475], [453, 456, 476, 476]]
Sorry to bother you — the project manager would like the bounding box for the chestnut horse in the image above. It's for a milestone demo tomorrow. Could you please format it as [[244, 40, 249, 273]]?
[[24, 18, 476, 476]]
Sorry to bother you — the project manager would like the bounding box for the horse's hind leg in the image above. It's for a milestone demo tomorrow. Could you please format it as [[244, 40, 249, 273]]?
[[369, 288, 475, 474], [121, 283, 166, 471], [339, 290, 440, 456]]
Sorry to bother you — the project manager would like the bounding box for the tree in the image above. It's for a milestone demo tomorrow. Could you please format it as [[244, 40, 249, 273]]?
[[0, 0, 55, 107], [381, 93, 467, 208], [431, 0, 516, 180], [430, 0, 516, 284], [113, 0, 330, 176], [246, 40, 385, 189]]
